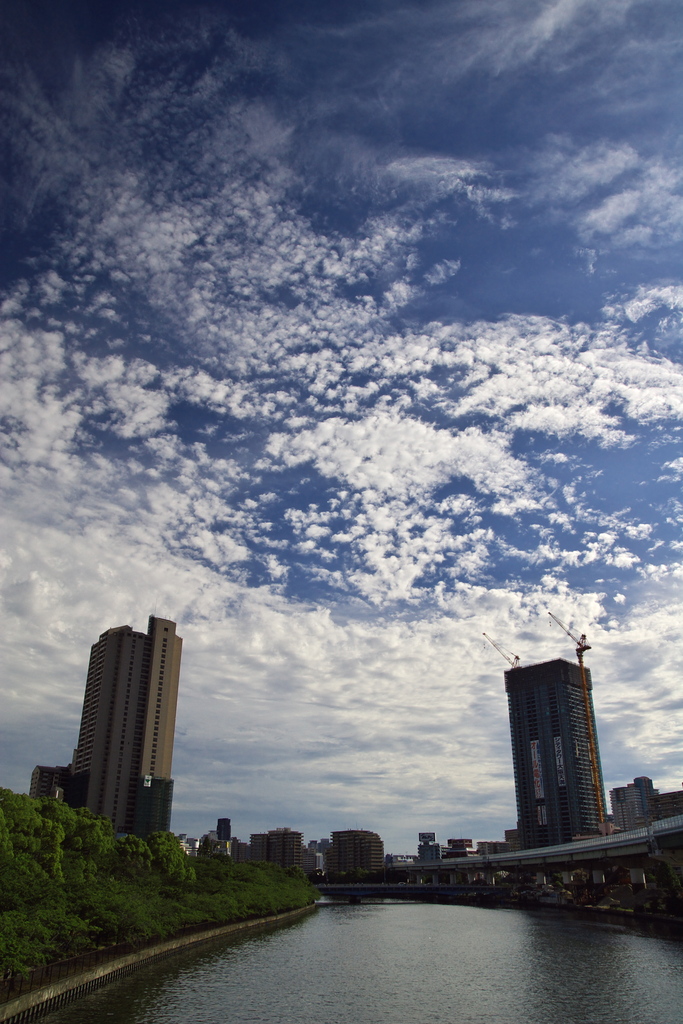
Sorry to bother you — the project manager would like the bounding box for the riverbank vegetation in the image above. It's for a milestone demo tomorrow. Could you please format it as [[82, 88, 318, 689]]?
[[0, 788, 317, 973]]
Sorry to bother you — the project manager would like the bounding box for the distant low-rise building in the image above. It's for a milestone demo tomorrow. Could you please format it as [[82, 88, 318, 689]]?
[[650, 785, 683, 822], [177, 834, 199, 856], [385, 854, 415, 868], [442, 838, 475, 858], [417, 832, 441, 860], [229, 838, 251, 862], [307, 837, 331, 854], [476, 841, 510, 856], [302, 847, 323, 873]]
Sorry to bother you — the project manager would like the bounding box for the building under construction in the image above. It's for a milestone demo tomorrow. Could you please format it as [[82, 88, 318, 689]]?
[[505, 658, 606, 849]]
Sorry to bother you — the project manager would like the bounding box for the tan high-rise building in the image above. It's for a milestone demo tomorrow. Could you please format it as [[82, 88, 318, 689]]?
[[67, 615, 182, 837], [249, 827, 303, 868], [326, 829, 384, 874]]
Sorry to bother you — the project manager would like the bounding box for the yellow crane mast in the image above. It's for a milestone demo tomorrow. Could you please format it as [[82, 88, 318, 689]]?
[[547, 612, 605, 823]]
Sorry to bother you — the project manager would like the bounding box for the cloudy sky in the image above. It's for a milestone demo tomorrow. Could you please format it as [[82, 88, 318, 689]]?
[[1, 0, 682, 852]]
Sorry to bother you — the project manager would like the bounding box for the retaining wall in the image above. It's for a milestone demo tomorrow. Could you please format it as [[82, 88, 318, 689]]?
[[1, 904, 316, 1024]]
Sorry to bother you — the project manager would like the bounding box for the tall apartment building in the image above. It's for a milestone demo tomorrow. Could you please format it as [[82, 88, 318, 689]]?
[[610, 777, 658, 830], [505, 658, 606, 849], [326, 829, 384, 874], [249, 827, 303, 868], [29, 764, 72, 800], [67, 615, 182, 837], [504, 828, 520, 851]]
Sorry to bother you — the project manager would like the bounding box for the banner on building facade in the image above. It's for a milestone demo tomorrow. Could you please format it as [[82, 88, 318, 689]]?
[[531, 739, 544, 799], [554, 735, 566, 787]]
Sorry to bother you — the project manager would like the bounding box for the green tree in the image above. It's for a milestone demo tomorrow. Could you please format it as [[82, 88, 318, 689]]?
[[655, 860, 682, 893], [0, 787, 316, 974], [146, 832, 195, 882], [0, 806, 13, 859], [0, 789, 43, 858], [116, 834, 153, 872], [35, 817, 66, 880], [197, 836, 216, 858]]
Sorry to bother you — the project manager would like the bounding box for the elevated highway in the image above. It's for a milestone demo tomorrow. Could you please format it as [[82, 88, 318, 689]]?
[[407, 814, 683, 887]]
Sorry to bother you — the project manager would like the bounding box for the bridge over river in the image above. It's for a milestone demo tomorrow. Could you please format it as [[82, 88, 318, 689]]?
[[317, 883, 508, 903]]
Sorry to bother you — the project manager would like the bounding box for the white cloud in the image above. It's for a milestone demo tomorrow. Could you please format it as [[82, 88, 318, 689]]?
[[608, 283, 683, 323], [530, 138, 683, 250], [267, 408, 536, 501], [532, 137, 639, 203], [424, 259, 461, 286]]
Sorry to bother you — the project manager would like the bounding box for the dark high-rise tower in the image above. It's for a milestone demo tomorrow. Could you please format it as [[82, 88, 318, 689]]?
[[216, 818, 231, 841], [67, 615, 182, 837], [505, 658, 605, 849]]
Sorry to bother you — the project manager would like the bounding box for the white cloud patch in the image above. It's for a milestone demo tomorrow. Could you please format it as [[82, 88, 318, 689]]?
[[267, 408, 535, 501], [608, 283, 683, 324], [75, 354, 170, 438], [531, 138, 683, 249], [0, 318, 81, 470]]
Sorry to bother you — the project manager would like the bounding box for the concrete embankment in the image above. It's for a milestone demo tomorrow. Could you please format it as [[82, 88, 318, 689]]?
[[1, 903, 316, 1024]]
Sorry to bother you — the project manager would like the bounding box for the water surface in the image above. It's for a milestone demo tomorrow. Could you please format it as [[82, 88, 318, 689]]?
[[42, 902, 683, 1024]]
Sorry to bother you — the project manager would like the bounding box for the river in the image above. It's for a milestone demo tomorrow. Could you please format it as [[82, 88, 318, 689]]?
[[42, 901, 683, 1024]]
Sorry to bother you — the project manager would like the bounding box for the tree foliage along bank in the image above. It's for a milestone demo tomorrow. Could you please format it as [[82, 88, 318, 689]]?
[[0, 788, 317, 973]]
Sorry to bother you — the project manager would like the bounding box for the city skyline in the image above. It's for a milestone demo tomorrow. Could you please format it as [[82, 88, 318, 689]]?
[[1, 0, 682, 851]]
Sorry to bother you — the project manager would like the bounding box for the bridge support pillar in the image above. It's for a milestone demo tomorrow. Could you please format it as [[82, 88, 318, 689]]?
[[485, 871, 494, 885], [562, 871, 572, 886], [629, 867, 646, 887], [467, 871, 476, 884], [536, 871, 546, 886], [449, 872, 459, 885], [431, 872, 440, 885], [592, 869, 605, 885]]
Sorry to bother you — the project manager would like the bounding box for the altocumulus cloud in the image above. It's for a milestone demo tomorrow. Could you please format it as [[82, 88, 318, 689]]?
[[1, 0, 682, 850]]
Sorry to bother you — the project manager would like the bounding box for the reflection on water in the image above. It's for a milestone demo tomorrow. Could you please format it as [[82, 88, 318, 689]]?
[[43, 903, 683, 1024]]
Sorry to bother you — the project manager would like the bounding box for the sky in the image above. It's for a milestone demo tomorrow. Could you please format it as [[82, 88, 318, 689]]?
[[1, 0, 682, 854]]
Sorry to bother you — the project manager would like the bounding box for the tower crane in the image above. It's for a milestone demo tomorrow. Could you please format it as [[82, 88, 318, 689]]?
[[482, 633, 521, 668], [547, 612, 605, 823]]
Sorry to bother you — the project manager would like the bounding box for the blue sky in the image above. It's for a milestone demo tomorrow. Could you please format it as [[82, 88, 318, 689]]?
[[1, 0, 682, 852]]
